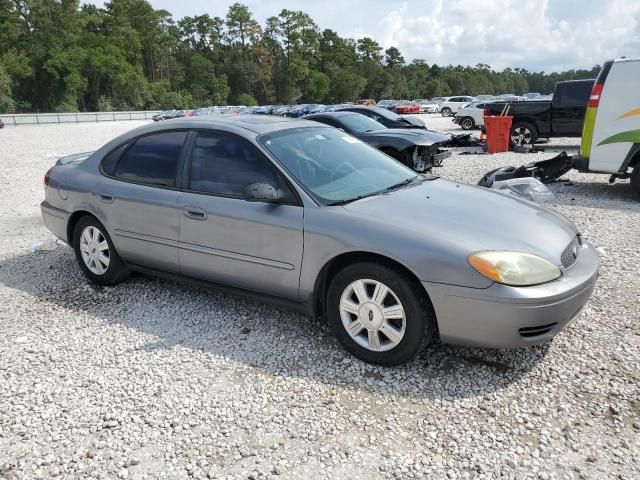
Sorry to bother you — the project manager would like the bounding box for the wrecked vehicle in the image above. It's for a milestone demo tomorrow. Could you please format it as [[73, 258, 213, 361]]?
[[340, 106, 427, 129], [304, 111, 451, 171]]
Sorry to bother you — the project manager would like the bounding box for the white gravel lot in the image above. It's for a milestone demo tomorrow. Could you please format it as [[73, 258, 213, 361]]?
[[0, 116, 639, 480]]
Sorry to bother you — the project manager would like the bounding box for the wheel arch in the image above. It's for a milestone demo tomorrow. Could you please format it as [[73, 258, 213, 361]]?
[[311, 251, 436, 324], [66, 210, 98, 247], [511, 117, 540, 134]]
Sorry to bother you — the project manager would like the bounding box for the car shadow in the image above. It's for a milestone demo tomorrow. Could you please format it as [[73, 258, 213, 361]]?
[[0, 248, 552, 400]]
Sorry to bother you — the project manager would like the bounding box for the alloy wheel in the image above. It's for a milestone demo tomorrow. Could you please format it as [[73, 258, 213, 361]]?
[[511, 127, 533, 146], [339, 279, 406, 352], [461, 118, 473, 129], [79, 225, 110, 275]]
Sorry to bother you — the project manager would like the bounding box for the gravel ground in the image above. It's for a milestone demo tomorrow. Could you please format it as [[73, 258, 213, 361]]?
[[0, 116, 639, 480]]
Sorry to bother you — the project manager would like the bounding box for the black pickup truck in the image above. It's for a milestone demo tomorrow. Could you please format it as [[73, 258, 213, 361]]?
[[485, 79, 594, 147]]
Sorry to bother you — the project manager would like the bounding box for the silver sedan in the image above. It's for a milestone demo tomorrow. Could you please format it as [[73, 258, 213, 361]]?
[[41, 116, 599, 365]]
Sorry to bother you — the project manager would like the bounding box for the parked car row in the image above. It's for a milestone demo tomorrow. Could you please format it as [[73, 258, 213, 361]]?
[[150, 92, 553, 125]]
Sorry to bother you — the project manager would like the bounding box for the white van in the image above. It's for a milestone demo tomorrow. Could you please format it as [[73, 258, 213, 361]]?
[[575, 57, 640, 196]]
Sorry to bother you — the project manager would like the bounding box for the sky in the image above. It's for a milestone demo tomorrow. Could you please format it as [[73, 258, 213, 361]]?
[[90, 0, 640, 72]]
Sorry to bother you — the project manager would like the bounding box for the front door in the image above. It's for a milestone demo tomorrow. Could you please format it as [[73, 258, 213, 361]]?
[[178, 130, 304, 300]]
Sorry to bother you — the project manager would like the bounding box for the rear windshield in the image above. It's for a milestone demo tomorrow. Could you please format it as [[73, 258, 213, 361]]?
[[554, 80, 595, 107]]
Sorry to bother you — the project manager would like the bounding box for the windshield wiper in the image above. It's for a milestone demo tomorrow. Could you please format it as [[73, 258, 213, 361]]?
[[327, 177, 419, 206], [327, 191, 380, 206], [382, 176, 419, 193]]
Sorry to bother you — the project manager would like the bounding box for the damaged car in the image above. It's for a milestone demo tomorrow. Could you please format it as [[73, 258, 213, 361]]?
[[341, 106, 427, 129], [304, 111, 451, 172]]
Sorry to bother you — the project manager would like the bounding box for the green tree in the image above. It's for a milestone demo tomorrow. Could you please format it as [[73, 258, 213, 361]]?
[[237, 93, 257, 106], [307, 70, 329, 102]]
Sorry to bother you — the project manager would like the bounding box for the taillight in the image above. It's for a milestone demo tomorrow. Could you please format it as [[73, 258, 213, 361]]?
[[44, 166, 54, 187], [587, 83, 603, 108]]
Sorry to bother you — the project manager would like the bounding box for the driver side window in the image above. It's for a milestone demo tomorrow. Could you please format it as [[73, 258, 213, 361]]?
[[188, 131, 296, 203]]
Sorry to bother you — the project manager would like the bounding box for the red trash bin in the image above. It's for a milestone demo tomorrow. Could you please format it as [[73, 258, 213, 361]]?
[[483, 115, 513, 153]]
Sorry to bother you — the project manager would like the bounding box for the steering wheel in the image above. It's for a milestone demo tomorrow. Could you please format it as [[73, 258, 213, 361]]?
[[330, 161, 357, 182]]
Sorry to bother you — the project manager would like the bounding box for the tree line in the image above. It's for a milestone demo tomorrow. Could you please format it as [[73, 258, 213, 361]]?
[[0, 0, 601, 113]]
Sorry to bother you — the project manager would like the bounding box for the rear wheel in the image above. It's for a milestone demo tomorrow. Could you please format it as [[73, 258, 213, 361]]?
[[510, 121, 538, 147], [73, 215, 129, 285], [460, 117, 475, 130], [441, 107, 452, 117], [327, 262, 436, 365]]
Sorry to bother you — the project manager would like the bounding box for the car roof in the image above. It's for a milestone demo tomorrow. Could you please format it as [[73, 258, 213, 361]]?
[[304, 111, 359, 119], [101, 115, 323, 151], [158, 115, 314, 134]]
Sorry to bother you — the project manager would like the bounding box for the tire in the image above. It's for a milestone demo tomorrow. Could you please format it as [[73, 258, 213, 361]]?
[[441, 107, 452, 117], [327, 262, 436, 366], [72, 215, 129, 285], [510, 121, 538, 147], [631, 166, 640, 199], [460, 117, 475, 130]]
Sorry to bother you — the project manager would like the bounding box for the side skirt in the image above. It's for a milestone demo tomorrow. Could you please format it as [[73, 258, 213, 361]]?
[[126, 262, 314, 317]]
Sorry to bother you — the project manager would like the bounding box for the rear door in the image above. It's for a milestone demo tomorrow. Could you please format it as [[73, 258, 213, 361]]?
[[98, 130, 187, 273], [589, 60, 640, 173], [551, 81, 594, 136], [177, 130, 304, 299]]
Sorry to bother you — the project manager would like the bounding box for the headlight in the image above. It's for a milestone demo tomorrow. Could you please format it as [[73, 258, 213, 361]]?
[[468, 251, 561, 286]]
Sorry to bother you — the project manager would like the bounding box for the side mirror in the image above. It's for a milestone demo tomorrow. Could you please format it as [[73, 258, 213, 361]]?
[[244, 183, 282, 203]]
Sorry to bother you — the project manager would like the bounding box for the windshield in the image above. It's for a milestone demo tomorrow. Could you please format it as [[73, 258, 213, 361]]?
[[259, 127, 417, 205], [339, 115, 386, 133], [380, 110, 402, 121]]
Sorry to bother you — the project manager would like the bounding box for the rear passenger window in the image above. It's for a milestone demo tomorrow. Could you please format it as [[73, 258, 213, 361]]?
[[101, 143, 129, 176], [555, 82, 593, 107], [115, 131, 187, 187]]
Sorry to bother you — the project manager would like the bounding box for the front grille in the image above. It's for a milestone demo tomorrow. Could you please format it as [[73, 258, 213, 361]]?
[[519, 322, 558, 338], [560, 235, 582, 268]]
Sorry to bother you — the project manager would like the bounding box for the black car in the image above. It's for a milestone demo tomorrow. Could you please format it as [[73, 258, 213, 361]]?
[[164, 110, 186, 120], [304, 112, 450, 172], [341, 106, 427, 129], [152, 111, 172, 121], [484, 79, 595, 147]]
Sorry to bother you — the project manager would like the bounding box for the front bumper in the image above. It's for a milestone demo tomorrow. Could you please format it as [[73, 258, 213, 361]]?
[[423, 241, 600, 348], [41, 201, 71, 244]]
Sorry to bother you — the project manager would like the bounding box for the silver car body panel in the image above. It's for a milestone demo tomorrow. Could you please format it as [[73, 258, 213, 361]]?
[[41, 115, 599, 348]]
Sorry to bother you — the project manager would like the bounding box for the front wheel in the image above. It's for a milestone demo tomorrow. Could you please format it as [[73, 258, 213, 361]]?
[[73, 215, 129, 285], [510, 121, 538, 147], [327, 262, 436, 365], [441, 107, 452, 117], [460, 117, 475, 130]]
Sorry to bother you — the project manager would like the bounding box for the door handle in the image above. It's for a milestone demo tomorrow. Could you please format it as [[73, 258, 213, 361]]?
[[94, 192, 114, 203], [184, 206, 207, 220]]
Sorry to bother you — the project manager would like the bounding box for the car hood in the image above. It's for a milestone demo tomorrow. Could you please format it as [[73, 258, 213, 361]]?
[[400, 116, 425, 128], [361, 128, 450, 146], [342, 178, 577, 261]]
